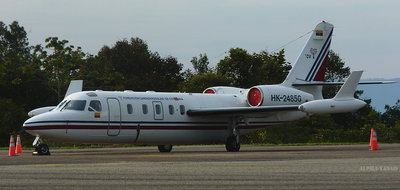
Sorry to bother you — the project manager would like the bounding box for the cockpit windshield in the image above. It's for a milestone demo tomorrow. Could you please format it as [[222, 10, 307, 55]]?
[[62, 100, 87, 111], [55, 100, 68, 110]]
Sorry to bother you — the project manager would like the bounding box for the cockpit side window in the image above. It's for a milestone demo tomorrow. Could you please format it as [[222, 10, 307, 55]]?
[[88, 100, 102, 112], [63, 100, 87, 111]]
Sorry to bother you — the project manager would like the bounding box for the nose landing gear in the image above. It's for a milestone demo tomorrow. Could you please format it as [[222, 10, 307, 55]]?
[[33, 144, 51, 155], [32, 137, 51, 155]]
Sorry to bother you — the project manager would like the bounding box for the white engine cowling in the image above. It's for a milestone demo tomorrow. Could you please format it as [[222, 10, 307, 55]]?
[[247, 85, 313, 107], [203, 86, 246, 95]]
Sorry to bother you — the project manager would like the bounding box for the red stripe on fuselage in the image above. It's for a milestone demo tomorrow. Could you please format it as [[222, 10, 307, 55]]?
[[23, 125, 269, 131]]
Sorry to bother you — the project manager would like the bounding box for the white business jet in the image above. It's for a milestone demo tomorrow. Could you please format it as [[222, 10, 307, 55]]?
[[23, 21, 377, 155]]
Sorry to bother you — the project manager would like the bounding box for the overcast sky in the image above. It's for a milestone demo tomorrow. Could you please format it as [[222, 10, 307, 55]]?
[[1, 0, 399, 79]]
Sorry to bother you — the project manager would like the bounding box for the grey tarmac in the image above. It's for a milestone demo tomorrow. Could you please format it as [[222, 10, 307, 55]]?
[[1, 144, 400, 189]]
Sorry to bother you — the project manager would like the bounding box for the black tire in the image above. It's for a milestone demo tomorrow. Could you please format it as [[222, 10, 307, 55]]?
[[158, 145, 173, 152], [36, 144, 51, 155], [225, 136, 240, 152]]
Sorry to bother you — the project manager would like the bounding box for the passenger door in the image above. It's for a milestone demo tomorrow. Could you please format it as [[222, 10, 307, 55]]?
[[107, 98, 121, 136]]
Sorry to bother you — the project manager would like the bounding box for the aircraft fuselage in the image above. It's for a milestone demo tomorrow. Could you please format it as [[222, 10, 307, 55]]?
[[23, 90, 307, 145]]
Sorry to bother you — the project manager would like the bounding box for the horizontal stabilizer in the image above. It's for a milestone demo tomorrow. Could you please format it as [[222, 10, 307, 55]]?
[[292, 81, 395, 86]]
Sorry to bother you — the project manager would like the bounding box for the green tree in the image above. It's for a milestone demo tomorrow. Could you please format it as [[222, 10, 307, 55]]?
[[191, 53, 211, 74], [254, 49, 291, 84], [179, 72, 230, 93], [322, 50, 351, 98], [33, 37, 86, 101], [78, 38, 183, 91], [0, 98, 26, 146], [216, 49, 291, 88], [216, 48, 259, 88], [382, 100, 400, 128], [0, 21, 54, 110], [0, 21, 55, 146]]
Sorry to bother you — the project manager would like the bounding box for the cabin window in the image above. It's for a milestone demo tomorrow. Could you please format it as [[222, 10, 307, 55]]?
[[169, 105, 174, 115], [142, 104, 148, 114], [155, 104, 161, 115], [63, 100, 86, 111], [179, 105, 185, 115], [88, 100, 102, 112], [127, 104, 133, 114]]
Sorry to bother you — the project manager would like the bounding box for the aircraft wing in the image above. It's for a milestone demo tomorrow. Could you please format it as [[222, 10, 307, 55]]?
[[187, 105, 299, 116]]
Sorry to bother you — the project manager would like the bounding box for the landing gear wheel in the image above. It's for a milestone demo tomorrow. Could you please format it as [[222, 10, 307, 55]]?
[[158, 145, 173, 152], [34, 144, 51, 155], [225, 136, 240, 152]]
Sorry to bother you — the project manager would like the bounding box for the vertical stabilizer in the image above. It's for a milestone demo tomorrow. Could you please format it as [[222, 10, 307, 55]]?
[[64, 80, 83, 98], [282, 21, 334, 86]]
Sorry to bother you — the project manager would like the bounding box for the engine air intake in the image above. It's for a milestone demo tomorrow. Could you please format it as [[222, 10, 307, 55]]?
[[247, 87, 263, 106], [203, 88, 216, 94]]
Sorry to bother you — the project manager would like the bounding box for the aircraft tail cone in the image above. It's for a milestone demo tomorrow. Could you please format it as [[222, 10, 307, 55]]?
[[15, 135, 22, 154], [8, 135, 17, 157], [369, 128, 379, 150]]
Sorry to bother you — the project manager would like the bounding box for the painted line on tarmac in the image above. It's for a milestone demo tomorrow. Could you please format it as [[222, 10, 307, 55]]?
[[17, 160, 302, 168], [23, 161, 177, 167]]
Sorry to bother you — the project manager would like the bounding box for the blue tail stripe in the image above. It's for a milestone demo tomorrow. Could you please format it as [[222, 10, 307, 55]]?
[[305, 29, 333, 81], [309, 40, 331, 81], [306, 29, 333, 81]]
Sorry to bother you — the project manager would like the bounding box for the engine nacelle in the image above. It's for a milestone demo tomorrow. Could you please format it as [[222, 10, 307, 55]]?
[[247, 85, 313, 107], [203, 86, 247, 95]]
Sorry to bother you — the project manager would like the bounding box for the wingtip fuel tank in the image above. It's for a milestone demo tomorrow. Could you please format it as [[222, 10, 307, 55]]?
[[298, 98, 366, 114]]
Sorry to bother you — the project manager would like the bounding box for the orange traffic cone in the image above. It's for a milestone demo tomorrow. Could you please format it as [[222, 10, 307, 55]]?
[[15, 134, 22, 154], [369, 128, 373, 147], [8, 135, 17, 157], [369, 128, 379, 150]]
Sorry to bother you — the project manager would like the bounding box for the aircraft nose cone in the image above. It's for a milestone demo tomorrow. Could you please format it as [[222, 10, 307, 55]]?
[[298, 105, 305, 112], [23, 116, 36, 128], [23, 116, 36, 135]]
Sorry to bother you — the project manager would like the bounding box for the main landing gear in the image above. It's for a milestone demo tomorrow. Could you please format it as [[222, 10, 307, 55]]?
[[226, 135, 240, 152], [158, 144, 173, 152], [225, 117, 240, 152], [32, 137, 51, 155]]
